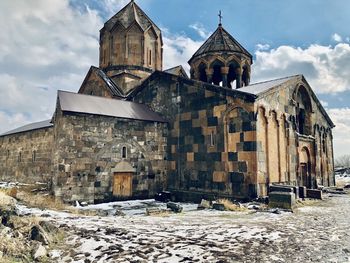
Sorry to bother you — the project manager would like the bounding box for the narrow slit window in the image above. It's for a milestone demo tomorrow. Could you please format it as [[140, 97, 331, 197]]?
[[18, 152, 22, 163], [32, 150, 36, 162], [149, 50, 152, 65], [122, 146, 127, 159], [210, 131, 215, 146]]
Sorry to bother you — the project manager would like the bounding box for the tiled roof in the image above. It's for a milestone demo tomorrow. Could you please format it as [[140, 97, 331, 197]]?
[[104, 0, 161, 34], [189, 25, 252, 62], [0, 120, 53, 137], [58, 90, 167, 123]]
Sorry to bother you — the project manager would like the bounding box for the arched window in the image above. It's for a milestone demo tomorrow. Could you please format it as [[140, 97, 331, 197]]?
[[295, 86, 312, 135], [210, 60, 224, 86], [227, 62, 239, 89], [122, 146, 127, 159], [198, 63, 207, 82]]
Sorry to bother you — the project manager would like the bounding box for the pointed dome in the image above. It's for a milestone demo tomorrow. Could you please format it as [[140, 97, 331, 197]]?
[[103, 0, 161, 35], [189, 25, 252, 64]]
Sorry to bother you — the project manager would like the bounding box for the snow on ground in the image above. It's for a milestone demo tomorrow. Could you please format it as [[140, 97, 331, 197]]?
[[15, 193, 350, 262]]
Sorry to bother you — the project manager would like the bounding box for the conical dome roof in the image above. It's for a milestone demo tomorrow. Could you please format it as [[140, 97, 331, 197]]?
[[189, 25, 252, 63], [103, 0, 161, 35]]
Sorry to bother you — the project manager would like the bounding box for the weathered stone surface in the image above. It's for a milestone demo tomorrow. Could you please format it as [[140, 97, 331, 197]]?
[[213, 203, 225, 211], [268, 191, 295, 210], [306, 189, 323, 200], [167, 202, 183, 213]]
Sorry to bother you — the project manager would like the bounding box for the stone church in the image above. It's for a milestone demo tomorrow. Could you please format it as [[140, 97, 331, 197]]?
[[0, 1, 335, 203]]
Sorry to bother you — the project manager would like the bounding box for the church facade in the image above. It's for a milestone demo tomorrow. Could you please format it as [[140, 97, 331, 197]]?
[[0, 1, 335, 203]]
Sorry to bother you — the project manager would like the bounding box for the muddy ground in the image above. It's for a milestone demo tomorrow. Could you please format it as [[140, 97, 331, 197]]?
[[18, 193, 350, 263]]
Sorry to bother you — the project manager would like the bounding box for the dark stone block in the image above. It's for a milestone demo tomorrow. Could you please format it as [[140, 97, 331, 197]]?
[[207, 117, 218, 126], [240, 132, 244, 142], [228, 152, 238, 161], [94, 181, 101, 187], [230, 172, 244, 183], [180, 120, 192, 129], [306, 189, 323, 199], [238, 162, 247, 173], [213, 203, 225, 211], [193, 134, 205, 144], [209, 152, 221, 161], [299, 186, 307, 198], [269, 191, 295, 210], [242, 122, 252, 131], [243, 141, 257, 151], [218, 182, 226, 191], [232, 183, 241, 193]]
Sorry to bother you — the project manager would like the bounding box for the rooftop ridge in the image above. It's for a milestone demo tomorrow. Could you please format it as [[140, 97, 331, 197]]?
[[248, 74, 301, 87]]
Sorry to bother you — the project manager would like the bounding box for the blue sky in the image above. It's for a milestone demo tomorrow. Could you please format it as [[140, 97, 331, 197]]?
[[0, 0, 350, 157]]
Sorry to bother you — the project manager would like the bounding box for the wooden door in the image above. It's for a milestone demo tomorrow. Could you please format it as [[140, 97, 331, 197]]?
[[300, 163, 308, 188], [113, 172, 132, 197]]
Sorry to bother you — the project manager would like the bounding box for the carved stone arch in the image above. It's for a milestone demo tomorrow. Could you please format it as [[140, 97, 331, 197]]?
[[110, 21, 126, 34], [210, 59, 225, 86], [269, 110, 279, 126], [226, 55, 241, 66], [294, 84, 313, 135], [125, 20, 144, 34], [145, 26, 158, 39], [93, 137, 149, 173], [208, 57, 226, 67]]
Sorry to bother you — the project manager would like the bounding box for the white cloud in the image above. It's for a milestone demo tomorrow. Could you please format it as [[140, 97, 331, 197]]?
[[256, 43, 270, 51], [328, 108, 350, 158], [0, 0, 103, 134], [162, 32, 204, 72], [332, 33, 343, 42], [252, 43, 350, 94], [189, 23, 211, 39]]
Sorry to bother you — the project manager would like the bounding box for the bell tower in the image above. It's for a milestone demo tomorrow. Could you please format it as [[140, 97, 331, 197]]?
[[188, 13, 252, 89], [99, 0, 163, 94]]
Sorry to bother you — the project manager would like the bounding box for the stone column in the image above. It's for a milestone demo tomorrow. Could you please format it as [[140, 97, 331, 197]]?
[[235, 67, 242, 89], [206, 68, 214, 84], [221, 66, 229, 87]]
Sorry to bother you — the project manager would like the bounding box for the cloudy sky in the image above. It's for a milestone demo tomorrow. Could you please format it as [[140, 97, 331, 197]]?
[[1, 0, 350, 158]]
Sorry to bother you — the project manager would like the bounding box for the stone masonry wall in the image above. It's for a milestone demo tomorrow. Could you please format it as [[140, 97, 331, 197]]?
[[0, 127, 54, 184], [52, 107, 167, 203], [132, 72, 257, 200], [255, 76, 334, 196]]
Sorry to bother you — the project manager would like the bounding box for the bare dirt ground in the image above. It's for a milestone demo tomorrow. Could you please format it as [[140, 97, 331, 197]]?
[[17, 192, 350, 263]]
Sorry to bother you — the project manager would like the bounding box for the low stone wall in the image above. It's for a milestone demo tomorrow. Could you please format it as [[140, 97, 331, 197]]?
[[0, 127, 54, 184]]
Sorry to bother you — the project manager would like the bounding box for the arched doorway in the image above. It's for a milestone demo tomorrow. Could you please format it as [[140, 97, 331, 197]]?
[[299, 147, 311, 188]]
